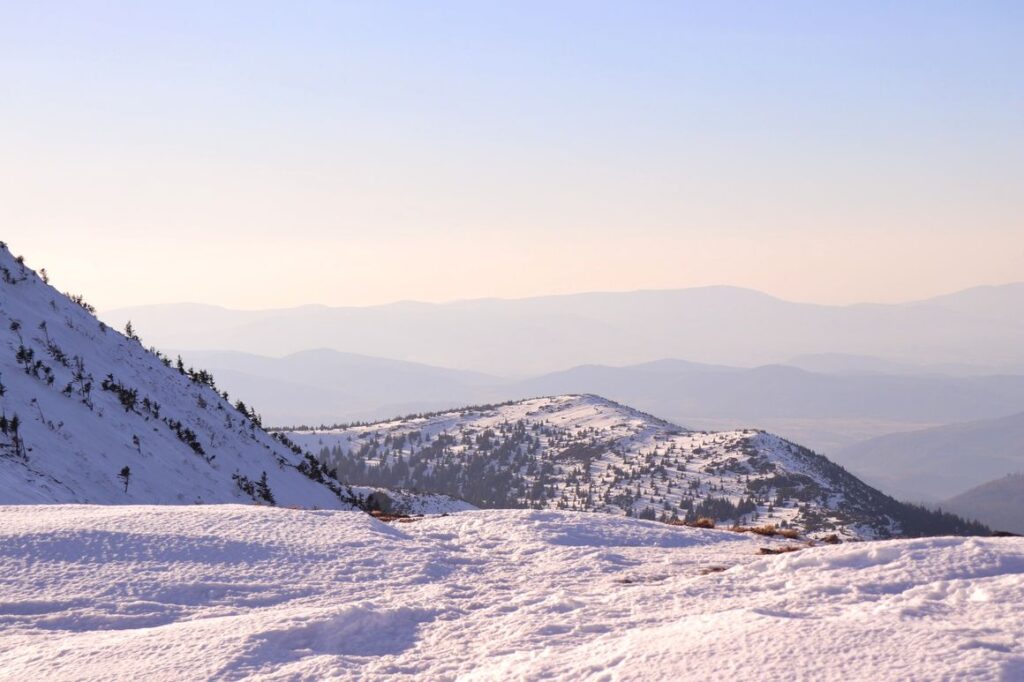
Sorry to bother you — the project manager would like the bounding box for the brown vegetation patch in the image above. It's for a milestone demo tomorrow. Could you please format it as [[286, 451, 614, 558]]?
[[758, 545, 803, 555], [699, 565, 729, 575], [369, 510, 423, 523]]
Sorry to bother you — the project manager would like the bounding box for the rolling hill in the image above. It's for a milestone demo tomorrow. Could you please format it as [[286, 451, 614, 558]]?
[[281, 395, 987, 540]]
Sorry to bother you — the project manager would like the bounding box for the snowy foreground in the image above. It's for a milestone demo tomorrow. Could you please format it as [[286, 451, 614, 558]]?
[[1, 507, 1022, 681]]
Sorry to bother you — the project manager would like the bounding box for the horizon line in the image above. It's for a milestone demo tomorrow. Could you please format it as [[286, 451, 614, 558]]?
[[101, 280, 1024, 314]]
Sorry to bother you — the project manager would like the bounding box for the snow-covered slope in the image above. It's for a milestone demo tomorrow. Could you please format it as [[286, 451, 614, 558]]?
[[0, 243, 350, 507], [284, 395, 987, 540], [1, 505, 1021, 680]]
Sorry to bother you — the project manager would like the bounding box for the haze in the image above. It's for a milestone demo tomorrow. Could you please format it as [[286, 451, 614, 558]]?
[[3, 1, 1022, 310]]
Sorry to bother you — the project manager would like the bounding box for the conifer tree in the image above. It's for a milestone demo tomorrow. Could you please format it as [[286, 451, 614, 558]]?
[[118, 466, 131, 493], [256, 471, 276, 505]]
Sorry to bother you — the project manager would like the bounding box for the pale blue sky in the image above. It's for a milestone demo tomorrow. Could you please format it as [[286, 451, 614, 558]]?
[[2, 1, 1022, 309]]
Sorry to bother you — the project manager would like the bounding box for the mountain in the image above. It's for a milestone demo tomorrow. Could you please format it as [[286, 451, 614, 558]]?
[[281, 395, 987, 540], [0, 243, 353, 507], [173, 349, 503, 426], [103, 283, 1024, 376], [943, 473, 1024, 535], [783, 353, 1020, 377], [837, 411, 1024, 502]]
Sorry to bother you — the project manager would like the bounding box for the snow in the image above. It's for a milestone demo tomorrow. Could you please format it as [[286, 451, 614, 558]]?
[[1, 505, 1021, 680], [287, 395, 914, 539], [0, 245, 350, 508]]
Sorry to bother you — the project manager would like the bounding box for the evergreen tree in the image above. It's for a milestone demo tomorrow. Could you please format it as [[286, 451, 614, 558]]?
[[118, 466, 131, 493], [256, 471, 276, 505]]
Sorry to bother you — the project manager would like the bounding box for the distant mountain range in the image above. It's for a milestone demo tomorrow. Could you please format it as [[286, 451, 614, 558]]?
[[103, 283, 1024, 376], [169, 349, 1024, 459], [175, 349, 499, 427], [96, 284, 1024, 506]]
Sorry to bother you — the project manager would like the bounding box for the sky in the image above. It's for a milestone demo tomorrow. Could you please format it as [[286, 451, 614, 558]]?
[[2, 1, 1022, 310]]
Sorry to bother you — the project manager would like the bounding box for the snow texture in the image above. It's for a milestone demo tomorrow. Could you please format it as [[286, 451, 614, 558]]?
[[0, 244, 351, 508], [0, 505, 1021, 681], [288, 395, 941, 539]]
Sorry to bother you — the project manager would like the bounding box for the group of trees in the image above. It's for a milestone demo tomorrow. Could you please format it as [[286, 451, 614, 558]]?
[[0, 413, 26, 459], [232, 471, 276, 504]]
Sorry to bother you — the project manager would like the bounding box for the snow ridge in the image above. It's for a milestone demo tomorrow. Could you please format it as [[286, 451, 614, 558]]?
[[287, 395, 988, 539]]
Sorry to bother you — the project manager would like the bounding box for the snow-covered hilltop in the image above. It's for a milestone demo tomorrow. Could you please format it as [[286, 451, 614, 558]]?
[[0, 243, 351, 507], [285, 395, 987, 540]]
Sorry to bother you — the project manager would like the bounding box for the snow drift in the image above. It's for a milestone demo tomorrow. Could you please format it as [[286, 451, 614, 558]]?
[[0, 505, 1021, 680]]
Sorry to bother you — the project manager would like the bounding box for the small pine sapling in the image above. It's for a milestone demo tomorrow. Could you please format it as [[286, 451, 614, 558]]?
[[119, 466, 131, 493]]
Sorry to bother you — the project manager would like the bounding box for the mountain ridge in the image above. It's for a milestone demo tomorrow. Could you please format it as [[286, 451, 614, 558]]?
[[104, 281, 1024, 316], [101, 283, 1024, 376], [282, 394, 987, 540]]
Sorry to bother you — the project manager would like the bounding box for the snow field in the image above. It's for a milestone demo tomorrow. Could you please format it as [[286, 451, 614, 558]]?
[[1, 505, 1021, 681]]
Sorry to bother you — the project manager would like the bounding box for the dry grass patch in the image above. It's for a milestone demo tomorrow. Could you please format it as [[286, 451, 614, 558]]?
[[699, 565, 729, 575], [758, 545, 803, 555], [726, 524, 802, 540], [668, 517, 717, 529], [369, 510, 423, 523]]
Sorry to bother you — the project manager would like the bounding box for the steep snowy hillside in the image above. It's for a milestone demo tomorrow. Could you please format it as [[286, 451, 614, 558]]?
[[1, 505, 1021, 680], [285, 395, 987, 540], [0, 243, 351, 507]]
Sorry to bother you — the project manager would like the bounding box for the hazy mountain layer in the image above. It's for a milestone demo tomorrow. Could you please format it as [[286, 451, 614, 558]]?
[[838, 412, 1024, 501], [943, 473, 1024, 535], [104, 283, 1024, 376], [168, 349, 1024, 458]]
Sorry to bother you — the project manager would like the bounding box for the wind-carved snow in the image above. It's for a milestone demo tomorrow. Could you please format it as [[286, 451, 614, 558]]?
[[286, 395, 979, 540], [0, 505, 1021, 681]]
